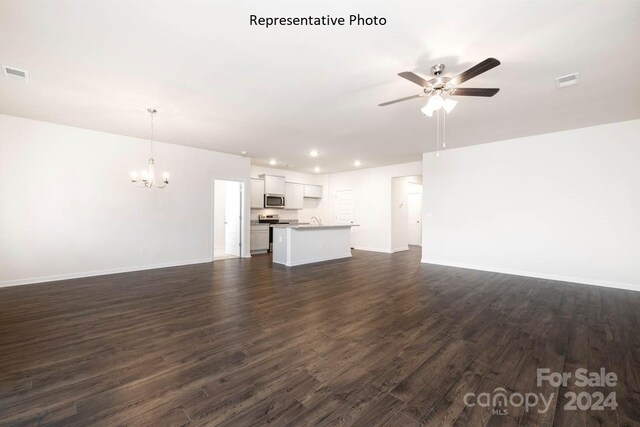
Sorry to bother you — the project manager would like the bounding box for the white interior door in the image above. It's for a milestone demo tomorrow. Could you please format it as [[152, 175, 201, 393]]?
[[335, 189, 355, 247], [224, 181, 241, 257], [407, 189, 422, 246]]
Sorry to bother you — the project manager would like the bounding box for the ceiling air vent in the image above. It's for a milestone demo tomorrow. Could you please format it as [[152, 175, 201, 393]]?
[[555, 72, 579, 89], [2, 66, 29, 83]]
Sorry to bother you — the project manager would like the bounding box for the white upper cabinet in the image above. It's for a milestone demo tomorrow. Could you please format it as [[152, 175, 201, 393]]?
[[260, 174, 286, 195], [285, 182, 304, 210], [304, 184, 323, 199], [250, 179, 264, 209]]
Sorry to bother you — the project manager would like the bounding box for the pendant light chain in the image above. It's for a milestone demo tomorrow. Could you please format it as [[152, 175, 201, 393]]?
[[150, 111, 154, 158]]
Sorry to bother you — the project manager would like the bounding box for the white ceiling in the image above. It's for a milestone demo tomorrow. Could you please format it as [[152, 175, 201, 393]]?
[[0, 1, 639, 173]]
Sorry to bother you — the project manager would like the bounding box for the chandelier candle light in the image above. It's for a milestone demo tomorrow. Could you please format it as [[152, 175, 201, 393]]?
[[130, 108, 170, 188]]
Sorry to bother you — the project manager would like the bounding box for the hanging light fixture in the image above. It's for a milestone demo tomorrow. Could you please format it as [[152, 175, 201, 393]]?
[[130, 108, 170, 188], [420, 92, 457, 117], [443, 98, 457, 113], [380, 59, 502, 158], [420, 91, 456, 155]]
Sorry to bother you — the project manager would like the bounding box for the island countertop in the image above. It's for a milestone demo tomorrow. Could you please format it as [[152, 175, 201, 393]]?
[[270, 224, 359, 229]]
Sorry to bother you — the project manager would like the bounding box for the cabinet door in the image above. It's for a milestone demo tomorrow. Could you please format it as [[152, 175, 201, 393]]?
[[250, 179, 264, 208], [264, 175, 286, 195], [293, 183, 304, 209], [285, 182, 304, 209], [285, 182, 295, 209], [250, 230, 269, 251], [303, 184, 323, 199]]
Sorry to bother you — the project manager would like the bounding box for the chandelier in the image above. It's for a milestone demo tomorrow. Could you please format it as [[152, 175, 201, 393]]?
[[130, 108, 170, 188]]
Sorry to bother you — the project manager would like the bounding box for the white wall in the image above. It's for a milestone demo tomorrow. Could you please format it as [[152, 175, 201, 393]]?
[[328, 162, 422, 253], [422, 119, 640, 290], [391, 177, 409, 252], [0, 114, 252, 287], [250, 165, 329, 222], [213, 180, 227, 253]]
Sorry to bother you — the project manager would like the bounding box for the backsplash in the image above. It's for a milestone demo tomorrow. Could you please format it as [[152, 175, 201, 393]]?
[[250, 208, 298, 221]]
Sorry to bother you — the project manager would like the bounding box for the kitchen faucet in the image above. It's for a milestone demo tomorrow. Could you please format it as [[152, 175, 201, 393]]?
[[310, 216, 322, 225]]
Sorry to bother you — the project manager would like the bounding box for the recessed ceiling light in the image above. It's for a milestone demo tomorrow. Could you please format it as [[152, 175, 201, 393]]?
[[269, 159, 277, 166], [314, 166, 320, 173], [353, 160, 362, 167], [310, 150, 318, 157], [241, 151, 247, 156]]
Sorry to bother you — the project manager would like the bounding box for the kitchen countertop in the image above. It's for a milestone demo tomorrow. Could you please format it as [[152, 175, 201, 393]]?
[[270, 224, 358, 229]]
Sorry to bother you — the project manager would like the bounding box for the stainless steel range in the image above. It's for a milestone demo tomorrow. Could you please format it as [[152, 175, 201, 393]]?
[[258, 214, 296, 252], [258, 214, 285, 225]]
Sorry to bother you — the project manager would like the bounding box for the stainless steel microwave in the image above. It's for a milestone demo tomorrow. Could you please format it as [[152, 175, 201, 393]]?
[[264, 194, 285, 208]]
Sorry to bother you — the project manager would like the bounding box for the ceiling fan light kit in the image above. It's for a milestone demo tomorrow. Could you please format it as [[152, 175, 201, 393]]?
[[420, 94, 458, 117]]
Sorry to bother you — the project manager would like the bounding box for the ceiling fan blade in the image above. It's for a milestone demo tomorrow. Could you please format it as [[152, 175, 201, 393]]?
[[378, 94, 423, 107], [398, 71, 430, 88], [449, 58, 500, 86], [451, 88, 500, 97]]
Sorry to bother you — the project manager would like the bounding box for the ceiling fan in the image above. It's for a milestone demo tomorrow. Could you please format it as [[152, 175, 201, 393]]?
[[379, 58, 501, 116]]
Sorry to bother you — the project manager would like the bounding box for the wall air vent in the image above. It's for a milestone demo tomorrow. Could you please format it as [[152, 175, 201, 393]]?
[[555, 72, 579, 89], [2, 66, 29, 83]]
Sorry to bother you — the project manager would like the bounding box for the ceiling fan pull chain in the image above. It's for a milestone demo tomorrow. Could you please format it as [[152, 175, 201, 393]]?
[[443, 109, 446, 149], [436, 109, 440, 157]]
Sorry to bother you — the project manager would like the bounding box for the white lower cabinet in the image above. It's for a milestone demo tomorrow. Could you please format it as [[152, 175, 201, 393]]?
[[250, 225, 269, 252]]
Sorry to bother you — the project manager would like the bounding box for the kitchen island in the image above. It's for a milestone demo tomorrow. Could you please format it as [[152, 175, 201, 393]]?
[[271, 224, 358, 267]]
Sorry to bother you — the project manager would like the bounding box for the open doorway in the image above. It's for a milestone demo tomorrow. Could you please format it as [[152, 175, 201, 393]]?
[[391, 175, 423, 252], [213, 180, 243, 260]]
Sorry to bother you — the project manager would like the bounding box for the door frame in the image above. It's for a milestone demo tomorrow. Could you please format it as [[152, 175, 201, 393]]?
[[212, 179, 244, 261]]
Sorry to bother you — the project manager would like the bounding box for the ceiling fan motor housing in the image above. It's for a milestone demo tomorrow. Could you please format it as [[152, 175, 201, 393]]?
[[431, 64, 445, 76]]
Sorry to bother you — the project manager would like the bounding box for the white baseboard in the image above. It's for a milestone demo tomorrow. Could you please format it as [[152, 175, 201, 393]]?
[[0, 258, 213, 289], [284, 253, 353, 267], [353, 246, 393, 253], [390, 246, 409, 253], [421, 258, 640, 292], [354, 246, 408, 254]]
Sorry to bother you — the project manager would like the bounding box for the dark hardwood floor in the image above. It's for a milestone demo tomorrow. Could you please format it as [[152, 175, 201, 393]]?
[[1, 248, 639, 426]]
